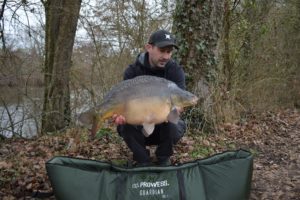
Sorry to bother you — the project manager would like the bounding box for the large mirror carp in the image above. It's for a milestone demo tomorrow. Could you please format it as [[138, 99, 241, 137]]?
[[78, 75, 198, 137]]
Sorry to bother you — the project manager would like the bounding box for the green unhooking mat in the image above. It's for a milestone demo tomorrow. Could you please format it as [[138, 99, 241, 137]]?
[[46, 149, 253, 200]]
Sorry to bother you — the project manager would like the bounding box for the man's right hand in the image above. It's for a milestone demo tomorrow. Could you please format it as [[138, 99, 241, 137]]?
[[112, 114, 126, 125]]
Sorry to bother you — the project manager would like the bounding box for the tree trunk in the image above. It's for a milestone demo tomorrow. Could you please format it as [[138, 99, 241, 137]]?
[[173, 0, 225, 130], [42, 0, 81, 133], [223, 0, 231, 91], [292, 0, 300, 107], [174, 0, 224, 88]]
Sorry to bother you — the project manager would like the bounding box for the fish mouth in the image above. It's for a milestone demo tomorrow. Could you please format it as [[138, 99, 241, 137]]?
[[182, 96, 199, 107]]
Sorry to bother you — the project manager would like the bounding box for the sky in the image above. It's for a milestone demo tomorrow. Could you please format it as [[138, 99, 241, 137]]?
[[2, 0, 45, 49], [2, 0, 174, 49]]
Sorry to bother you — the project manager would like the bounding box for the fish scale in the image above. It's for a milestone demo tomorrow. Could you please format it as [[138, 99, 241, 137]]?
[[105, 76, 173, 100]]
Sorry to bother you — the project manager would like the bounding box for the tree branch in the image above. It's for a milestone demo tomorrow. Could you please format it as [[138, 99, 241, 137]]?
[[0, 0, 7, 49]]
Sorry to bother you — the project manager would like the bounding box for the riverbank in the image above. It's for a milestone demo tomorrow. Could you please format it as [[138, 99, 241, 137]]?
[[0, 109, 299, 199]]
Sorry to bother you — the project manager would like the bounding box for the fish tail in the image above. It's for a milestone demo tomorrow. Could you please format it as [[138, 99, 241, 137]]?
[[90, 115, 104, 139]]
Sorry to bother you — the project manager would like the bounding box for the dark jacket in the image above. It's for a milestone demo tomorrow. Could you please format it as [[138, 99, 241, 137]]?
[[123, 52, 186, 90]]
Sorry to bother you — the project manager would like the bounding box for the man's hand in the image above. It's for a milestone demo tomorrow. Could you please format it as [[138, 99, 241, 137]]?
[[112, 114, 126, 125]]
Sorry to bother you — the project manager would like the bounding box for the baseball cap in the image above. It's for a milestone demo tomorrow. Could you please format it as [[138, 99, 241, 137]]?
[[148, 29, 178, 49]]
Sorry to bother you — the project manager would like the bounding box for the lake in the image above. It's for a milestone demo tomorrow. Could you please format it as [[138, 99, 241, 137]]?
[[0, 86, 95, 138], [0, 87, 43, 138]]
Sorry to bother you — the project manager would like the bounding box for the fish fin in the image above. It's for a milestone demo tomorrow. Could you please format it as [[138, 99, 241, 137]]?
[[167, 108, 180, 124], [91, 116, 103, 139], [91, 119, 98, 139], [142, 123, 155, 137]]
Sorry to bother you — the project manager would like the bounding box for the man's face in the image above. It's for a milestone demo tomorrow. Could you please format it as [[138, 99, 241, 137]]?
[[146, 44, 174, 68]]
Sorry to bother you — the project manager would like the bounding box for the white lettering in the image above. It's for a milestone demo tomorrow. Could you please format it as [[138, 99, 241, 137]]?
[[134, 180, 169, 197], [138, 180, 169, 188], [139, 189, 165, 196]]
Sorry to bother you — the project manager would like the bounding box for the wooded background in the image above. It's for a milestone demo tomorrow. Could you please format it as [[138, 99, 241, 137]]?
[[0, 0, 299, 137]]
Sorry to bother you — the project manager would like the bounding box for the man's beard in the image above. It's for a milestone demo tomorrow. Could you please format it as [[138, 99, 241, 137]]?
[[154, 59, 168, 68]]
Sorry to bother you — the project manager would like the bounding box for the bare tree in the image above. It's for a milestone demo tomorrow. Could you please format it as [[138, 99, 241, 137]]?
[[41, 0, 82, 133]]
